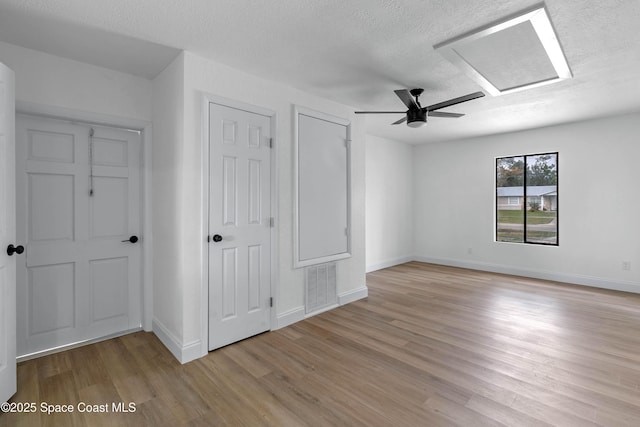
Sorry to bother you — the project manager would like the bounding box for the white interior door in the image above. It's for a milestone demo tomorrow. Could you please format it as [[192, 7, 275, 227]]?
[[0, 62, 16, 403], [208, 102, 272, 351], [15, 115, 142, 358]]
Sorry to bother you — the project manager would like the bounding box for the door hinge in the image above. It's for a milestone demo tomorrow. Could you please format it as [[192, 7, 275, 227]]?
[[345, 139, 351, 149], [268, 138, 274, 148], [270, 297, 273, 307], [269, 217, 274, 228], [207, 235, 210, 242], [345, 227, 349, 236]]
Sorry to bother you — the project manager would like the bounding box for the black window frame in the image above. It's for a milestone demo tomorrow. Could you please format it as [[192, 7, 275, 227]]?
[[495, 152, 559, 246]]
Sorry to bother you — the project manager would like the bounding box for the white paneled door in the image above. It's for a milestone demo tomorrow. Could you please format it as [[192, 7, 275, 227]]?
[[15, 115, 142, 358], [0, 62, 16, 403], [208, 102, 272, 351]]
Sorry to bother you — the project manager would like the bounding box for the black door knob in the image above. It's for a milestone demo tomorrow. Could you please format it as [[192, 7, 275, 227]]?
[[121, 236, 139, 243], [7, 244, 24, 256], [212, 234, 223, 242]]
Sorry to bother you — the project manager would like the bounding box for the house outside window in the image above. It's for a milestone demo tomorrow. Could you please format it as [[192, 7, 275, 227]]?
[[496, 153, 558, 245], [507, 197, 520, 205]]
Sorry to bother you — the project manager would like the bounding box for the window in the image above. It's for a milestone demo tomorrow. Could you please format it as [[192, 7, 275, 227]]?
[[496, 152, 558, 245]]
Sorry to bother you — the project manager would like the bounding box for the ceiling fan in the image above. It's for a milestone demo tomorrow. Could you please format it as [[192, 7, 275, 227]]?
[[355, 88, 485, 127]]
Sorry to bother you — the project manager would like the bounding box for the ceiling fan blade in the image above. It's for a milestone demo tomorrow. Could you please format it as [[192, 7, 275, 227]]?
[[394, 89, 419, 110], [354, 111, 407, 114], [425, 91, 485, 112], [391, 116, 407, 125], [428, 111, 464, 118]]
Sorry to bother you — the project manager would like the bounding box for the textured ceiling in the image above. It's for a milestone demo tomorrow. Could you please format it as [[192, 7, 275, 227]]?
[[0, 0, 639, 144]]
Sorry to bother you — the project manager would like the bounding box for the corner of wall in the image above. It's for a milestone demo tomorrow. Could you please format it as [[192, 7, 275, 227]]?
[[152, 318, 204, 364], [150, 50, 187, 358]]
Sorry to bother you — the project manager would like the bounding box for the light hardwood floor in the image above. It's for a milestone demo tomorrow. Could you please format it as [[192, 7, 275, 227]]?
[[3, 261, 640, 426]]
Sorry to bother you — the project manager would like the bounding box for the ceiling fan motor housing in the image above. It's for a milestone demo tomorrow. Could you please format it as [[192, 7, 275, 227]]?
[[407, 108, 427, 127]]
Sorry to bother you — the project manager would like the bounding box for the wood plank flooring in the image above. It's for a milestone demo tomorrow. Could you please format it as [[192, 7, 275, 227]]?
[[3, 261, 640, 426]]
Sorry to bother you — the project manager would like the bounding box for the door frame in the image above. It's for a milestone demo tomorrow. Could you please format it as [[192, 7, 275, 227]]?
[[15, 101, 153, 333], [201, 94, 277, 357]]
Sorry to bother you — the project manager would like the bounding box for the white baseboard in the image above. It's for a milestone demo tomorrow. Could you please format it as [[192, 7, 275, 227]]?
[[152, 318, 204, 364], [304, 303, 339, 319], [274, 286, 369, 329], [274, 306, 305, 330], [338, 286, 369, 305], [366, 256, 414, 273], [413, 256, 640, 294]]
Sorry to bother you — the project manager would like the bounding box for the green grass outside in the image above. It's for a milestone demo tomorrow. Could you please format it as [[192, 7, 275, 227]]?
[[496, 229, 557, 243], [497, 210, 556, 225]]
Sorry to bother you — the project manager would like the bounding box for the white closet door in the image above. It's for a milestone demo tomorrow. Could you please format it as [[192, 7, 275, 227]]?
[[208, 102, 272, 351], [15, 115, 142, 357], [0, 62, 16, 403]]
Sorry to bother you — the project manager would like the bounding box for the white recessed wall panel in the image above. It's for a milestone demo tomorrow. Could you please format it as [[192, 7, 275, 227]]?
[[28, 130, 74, 163], [248, 125, 261, 148], [248, 245, 261, 312], [222, 156, 237, 226], [223, 120, 236, 145], [90, 257, 128, 321], [28, 173, 74, 242], [28, 263, 75, 335], [92, 137, 128, 167], [295, 107, 351, 267], [248, 159, 261, 224], [90, 176, 128, 238], [222, 248, 237, 319]]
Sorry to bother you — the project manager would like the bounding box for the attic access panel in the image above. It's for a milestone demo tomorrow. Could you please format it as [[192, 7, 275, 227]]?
[[435, 4, 571, 96], [293, 106, 351, 268]]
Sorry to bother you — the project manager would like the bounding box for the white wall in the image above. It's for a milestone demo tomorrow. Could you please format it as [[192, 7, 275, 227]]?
[[413, 113, 640, 291], [151, 53, 185, 348], [0, 41, 152, 122], [365, 135, 414, 272], [152, 51, 367, 362]]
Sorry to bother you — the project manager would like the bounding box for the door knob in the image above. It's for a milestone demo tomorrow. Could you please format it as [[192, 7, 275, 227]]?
[[7, 244, 25, 256], [212, 234, 223, 242], [121, 235, 139, 243]]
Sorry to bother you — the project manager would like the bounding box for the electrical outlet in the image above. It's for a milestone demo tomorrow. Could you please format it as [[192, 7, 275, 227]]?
[[622, 261, 631, 271]]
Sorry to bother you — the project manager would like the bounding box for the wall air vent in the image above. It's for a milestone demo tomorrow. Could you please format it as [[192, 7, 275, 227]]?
[[305, 262, 337, 314], [434, 4, 571, 96]]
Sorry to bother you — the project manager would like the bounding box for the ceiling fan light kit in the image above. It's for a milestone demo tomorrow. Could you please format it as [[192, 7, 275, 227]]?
[[407, 109, 427, 127]]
